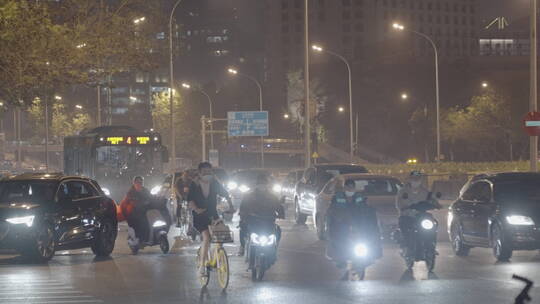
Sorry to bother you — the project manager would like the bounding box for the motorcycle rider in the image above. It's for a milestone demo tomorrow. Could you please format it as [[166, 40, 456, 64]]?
[[187, 162, 234, 275], [238, 174, 285, 257], [326, 178, 382, 274], [396, 171, 441, 251], [120, 176, 152, 243]]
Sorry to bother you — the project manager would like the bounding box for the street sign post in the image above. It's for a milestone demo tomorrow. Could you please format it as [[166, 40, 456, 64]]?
[[227, 111, 269, 137], [524, 112, 540, 136]]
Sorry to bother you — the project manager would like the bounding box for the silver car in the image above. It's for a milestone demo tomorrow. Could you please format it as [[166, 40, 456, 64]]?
[[314, 174, 402, 240]]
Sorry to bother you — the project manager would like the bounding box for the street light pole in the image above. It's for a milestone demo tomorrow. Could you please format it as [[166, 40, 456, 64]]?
[[531, 0, 538, 172], [393, 24, 441, 162], [200, 90, 214, 150], [228, 69, 265, 168], [304, 0, 311, 168], [169, 0, 183, 172], [312, 46, 354, 162]]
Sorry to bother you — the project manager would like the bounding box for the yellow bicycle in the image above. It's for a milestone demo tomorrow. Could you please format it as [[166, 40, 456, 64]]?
[[197, 228, 234, 290]]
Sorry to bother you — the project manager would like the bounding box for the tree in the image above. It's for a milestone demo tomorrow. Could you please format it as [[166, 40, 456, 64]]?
[[152, 92, 201, 160]]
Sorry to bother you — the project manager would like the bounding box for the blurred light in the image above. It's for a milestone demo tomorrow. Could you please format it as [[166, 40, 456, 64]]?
[[406, 158, 418, 164], [133, 17, 146, 24], [228, 68, 238, 75], [240, 144, 246, 148], [393, 23, 405, 30], [129, 96, 137, 101], [401, 93, 408, 100], [54, 95, 62, 100], [338, 106, 345, 113], [75, 105, 83, 110], [283, 113, 290, 119], [482, 81, 489, 88], [312, 45, 323, 52], [76, 43, 87, 49], [182, 83, 191, 89]]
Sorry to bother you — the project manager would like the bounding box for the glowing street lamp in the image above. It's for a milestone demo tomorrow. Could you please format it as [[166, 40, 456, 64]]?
[[182, 83, 191, 89], [75, 105, 83, 110], [227, 68, 238, 75], [401, 93, 409, 100], [338, 106, 345, 113], [54, 95, 62, 101], [133, 17, 146, 24], [182, 82, 214, 149], [283, 113, 290, 119], [482, 81, 489, 88]]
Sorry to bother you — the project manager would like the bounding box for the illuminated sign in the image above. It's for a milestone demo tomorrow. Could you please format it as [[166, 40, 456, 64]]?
[[104, 136, 154, 145]]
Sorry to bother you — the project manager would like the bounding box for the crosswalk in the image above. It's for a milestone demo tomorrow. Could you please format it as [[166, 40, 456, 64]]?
[[0, 275, 102, 304]]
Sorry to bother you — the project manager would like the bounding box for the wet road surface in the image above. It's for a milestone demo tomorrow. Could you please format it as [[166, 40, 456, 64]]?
[[1, 214, 539, 304]]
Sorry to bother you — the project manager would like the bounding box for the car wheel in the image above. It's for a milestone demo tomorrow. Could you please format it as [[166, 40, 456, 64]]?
[[450, 223, 470, 256], [159, 234, 170, 254], [492, 224, 512, 261], [91, 219, 117, 257], [23, 224, 55, 263], [316, 214, 327, 240], [295, 199, 307, 225]]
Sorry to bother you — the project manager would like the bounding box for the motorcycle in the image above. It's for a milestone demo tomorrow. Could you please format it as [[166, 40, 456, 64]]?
[[128, 208, 171, 255], [397, 192, 441, 272], [245, 215, 282, 281], [343, 235, 380, 281]]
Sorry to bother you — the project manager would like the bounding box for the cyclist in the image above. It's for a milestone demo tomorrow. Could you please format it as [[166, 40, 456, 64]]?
[[187, 162, 234, 275]]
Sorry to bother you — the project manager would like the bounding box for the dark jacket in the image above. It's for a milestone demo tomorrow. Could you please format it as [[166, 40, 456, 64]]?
[[187, 178, 230, 218], [240, 189, 284, 220], [327, 191, 379, 240]]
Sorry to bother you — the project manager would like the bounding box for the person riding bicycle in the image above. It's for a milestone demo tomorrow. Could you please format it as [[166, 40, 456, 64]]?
[[326, 178, 382, 269], [238, 174, 285, 256], [187, 162, 234, 275], [120, 176, 152, 243], [174, 170, 194, 227], [396, 171, 440, 250]]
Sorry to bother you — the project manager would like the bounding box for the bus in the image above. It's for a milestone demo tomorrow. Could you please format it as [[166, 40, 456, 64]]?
[[64, 126, 169, 201]]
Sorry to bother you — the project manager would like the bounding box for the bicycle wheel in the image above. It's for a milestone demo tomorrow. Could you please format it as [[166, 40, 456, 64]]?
[[197, 247, 210, 287], [216, 247, 230, 290]]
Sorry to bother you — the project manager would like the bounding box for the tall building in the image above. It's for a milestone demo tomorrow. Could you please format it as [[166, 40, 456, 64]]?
[[264, 0, 480, 111]]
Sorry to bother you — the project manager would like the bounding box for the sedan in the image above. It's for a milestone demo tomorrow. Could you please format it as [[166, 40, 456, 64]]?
[[314, 174, 402, 240], [0, 173, 118, 262], [449, 172, 540, 261]]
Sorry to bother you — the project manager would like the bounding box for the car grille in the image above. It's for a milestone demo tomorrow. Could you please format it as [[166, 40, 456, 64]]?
[[0, 222, 8, 241]]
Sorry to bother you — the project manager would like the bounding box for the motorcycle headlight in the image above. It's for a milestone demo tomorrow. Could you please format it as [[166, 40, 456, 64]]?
[[421, 219, 435, 230], [150, 185, 162, 195], [227, 181, 238, 191], [153, 220, 167, 227], [102, 187, 111, 196], [6, 215, 35, 227], [250, 233, 276, 246], [506, 215, 535, 226], [354, 243, 368, 257], [239, 185, 250, 193], [272, 184, 282, 193]]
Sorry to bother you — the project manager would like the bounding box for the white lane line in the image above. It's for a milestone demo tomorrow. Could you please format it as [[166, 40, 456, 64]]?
[[0, 286, 74, 291], [0, 291, 82, 295], [15, 300, 103, 304], [0, 295, 94, 300]]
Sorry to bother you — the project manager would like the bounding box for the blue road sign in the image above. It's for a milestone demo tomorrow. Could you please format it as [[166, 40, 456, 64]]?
[[228, 111, 269, 137]]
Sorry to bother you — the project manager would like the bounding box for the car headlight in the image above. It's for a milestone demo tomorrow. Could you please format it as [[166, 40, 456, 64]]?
[[227, 181, 238, 191], [354, 243, 368, 257], [506, 215, 535, 226], [152, 220, 167, 227], [250, 233, 276, 246], [272, 184, 282, 193], [421, 219, 435, 230], [239, 185, 250, 193], [150, 185, 162, 195], [102, 187, 111, 196], [6, 215, 35, 227]]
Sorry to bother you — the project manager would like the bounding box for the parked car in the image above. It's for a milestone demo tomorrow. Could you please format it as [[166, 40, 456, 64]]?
[[314, 174, 402, 240], [0, 173, 118, 262], [280, 170, 304, 204], [294, 163, 368, 225], [448, 172, 540, 261]]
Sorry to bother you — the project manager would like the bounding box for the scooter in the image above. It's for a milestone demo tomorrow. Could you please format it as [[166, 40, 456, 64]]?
[[397, 192, 441, 272], [128, 209, 170, 255], [245, 214, 282, 281], [344, 237, 379, 281]]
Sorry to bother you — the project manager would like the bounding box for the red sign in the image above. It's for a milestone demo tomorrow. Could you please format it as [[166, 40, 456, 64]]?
[[524, 112, 540, 136]]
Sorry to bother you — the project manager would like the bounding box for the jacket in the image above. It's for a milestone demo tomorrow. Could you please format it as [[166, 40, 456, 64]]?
[[119, 186, 152, 221], [240, 189, 284, 220]]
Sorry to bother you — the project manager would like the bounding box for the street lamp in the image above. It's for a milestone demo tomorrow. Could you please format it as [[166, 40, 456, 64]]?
[[54, 95, 62, 101], [133, 17, 146, 24], [312, 44, 355, 162], [393, 22, 441, 162], [338, 106, 345, 113], [75, 104, 83, 110], [76, 43, 86, 49], [181, 82, 214, 150], [481, 81, 489, 88], [401, 93, 409, 100], [283, 113, 290, 119], [227, 67, 265, 168], [169, 0, 184, 171]]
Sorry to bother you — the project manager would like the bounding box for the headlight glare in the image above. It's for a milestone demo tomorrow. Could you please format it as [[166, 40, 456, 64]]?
[[354, 243, 368, 257], [153, 220, 167, 227], [227, 181, 238, 190], [272, 184, 282, 193], [506, 215, 535, 226], [250, 233, 276, 246], [421, 219, 435, 230], [6, 215, 35, 227], [150, 185, 162, 195], [102, 187, 111, 196], [239, 185, 250, 193]]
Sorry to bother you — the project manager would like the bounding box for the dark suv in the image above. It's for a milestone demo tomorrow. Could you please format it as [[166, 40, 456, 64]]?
[[0, 173, 118, 262], [293, 163, 368, 224], [449, 172, 540, 261]]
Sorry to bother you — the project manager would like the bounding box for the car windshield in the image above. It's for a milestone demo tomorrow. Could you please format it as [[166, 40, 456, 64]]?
[[494, 179, 540, 202], [317, 166, 368, 186], [232, 170, 271, 185], [348, 178, 399, 196], [0, 181, 57, 205]]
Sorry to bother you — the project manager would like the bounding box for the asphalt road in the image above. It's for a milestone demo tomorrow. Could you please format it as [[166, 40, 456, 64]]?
[[1, 214, 540, 304]]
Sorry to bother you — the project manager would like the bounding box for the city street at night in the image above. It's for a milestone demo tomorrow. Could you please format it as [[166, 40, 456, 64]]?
[[1, 214, 538, 304]]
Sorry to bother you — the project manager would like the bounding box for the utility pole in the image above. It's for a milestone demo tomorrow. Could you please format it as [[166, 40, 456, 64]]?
[[201, 115, 206, 162], [531, 0, 538, 172], [304, 0, 311, 168]]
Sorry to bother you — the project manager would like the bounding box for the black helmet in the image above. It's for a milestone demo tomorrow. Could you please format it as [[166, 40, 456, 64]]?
[[133, 176, 144, 184]]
